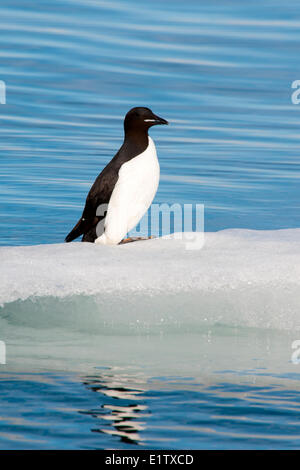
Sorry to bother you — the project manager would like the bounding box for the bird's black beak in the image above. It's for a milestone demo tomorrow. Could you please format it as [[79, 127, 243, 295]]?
[[145, 114, 169, 125], [153, 114, 168, 125]]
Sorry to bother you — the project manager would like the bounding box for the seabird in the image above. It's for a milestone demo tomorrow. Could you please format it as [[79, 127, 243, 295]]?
[[65, 107, 168, 244]]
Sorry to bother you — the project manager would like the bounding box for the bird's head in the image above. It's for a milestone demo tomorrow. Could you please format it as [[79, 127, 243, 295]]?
[[124, 107, 168, 134]]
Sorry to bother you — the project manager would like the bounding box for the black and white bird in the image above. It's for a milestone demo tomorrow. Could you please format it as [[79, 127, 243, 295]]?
[[65, 107, 168, 244]]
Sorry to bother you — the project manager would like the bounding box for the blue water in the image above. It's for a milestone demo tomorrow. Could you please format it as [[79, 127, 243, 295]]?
[[2, 368, 300, 450], [1, 0, 300, 450]]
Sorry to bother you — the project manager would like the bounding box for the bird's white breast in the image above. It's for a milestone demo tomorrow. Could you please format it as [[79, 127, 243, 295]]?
[[95, 136, 160, 245]]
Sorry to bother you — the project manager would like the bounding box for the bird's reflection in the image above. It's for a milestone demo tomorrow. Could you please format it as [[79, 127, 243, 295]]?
[[80, 367, 149, 445]]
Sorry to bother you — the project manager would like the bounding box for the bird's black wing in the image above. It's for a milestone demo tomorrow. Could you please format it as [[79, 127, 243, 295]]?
[[65, 136, 147, 243], [65, 160, 119, 243]]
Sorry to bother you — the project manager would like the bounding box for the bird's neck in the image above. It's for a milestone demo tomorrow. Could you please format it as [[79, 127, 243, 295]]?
[[124, 128, 149, 155]]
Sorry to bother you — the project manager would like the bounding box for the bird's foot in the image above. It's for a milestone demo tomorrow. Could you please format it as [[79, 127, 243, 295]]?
[[119, 236, 155, 245]]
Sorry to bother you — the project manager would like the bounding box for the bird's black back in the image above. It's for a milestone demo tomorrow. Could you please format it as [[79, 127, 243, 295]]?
[[65, 133, 148, 242]]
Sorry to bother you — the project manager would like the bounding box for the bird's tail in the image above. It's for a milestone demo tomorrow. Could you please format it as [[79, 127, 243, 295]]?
[[65, 218, 86, 242]]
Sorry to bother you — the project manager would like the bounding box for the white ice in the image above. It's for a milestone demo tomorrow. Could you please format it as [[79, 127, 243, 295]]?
[[1, 228, 300, 332]]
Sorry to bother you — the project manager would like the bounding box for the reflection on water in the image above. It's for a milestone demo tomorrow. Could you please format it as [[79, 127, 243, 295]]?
[[81, 368, 149, 445], [1, 367, 300, 449], [77, 365, 300, 449]]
